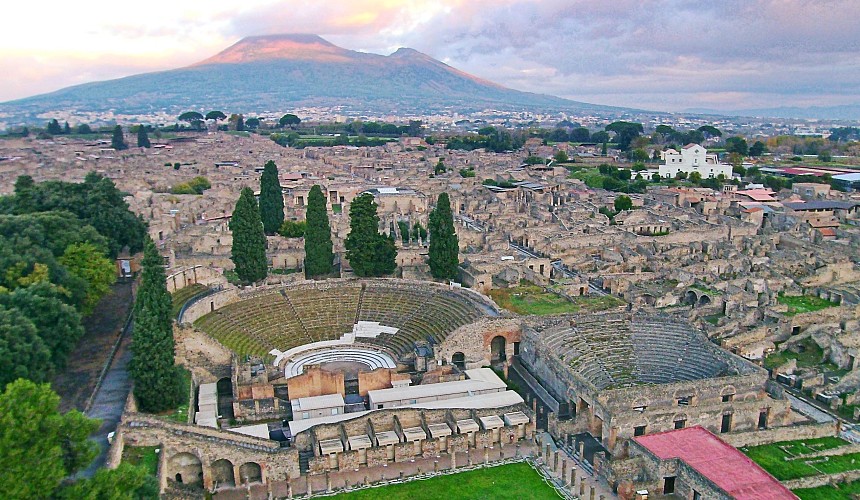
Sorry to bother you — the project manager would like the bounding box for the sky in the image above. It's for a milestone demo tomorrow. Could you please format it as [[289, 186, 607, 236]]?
[[3, 0, 859, 113]]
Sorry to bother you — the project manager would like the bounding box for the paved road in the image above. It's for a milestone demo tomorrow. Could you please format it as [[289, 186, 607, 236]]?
[[786, 392, 835, 424], [79, 334, 133, 478]]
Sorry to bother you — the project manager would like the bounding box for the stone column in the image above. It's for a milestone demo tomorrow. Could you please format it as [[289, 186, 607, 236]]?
[[577, 441, 585, 459], [234, 464, 243, 487], [553, 451, 559, 473], [545, 444, 551, 462], [484, 446, 489, 464], [451, 451, 457, 469], [561, 459, 567, 482], [580, 480, 586, 496], [307, 476, 313, 496], [590, 485, 595, 500], [326, 472, 332, 493], [287, 481, 293, 499]]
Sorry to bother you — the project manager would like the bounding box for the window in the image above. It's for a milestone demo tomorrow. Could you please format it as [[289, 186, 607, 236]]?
[[722, 394, 734, 402], [634, 425, 646, 436], [674, 419, 686, 429], [663, 476, 675, 494], [331, 408, 339, 415], [721, 413, 733, 433], [410, 399, 417, 405], [693, 490, 701, 500], [677, 396, 692, 406], [302, 412, 309, 420]]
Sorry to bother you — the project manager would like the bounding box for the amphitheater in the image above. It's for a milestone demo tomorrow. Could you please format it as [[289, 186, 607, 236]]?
[[191, 279, 499, 370]]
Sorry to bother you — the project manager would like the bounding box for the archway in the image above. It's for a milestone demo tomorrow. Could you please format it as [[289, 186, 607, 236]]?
[[168, 452, 203, 486], [490, 336, 507, 362], [216, 377, 235, 420], [698, 294, 711, 306], [211, 459, 235, 488], [452, 352, 466, 370], [683, 290, 697, 305], [239, 462, 263, 484]]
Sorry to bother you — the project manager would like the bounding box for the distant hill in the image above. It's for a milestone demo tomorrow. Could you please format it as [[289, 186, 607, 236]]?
[[686, 104, 860, 121], [0, 34, 625, 123]]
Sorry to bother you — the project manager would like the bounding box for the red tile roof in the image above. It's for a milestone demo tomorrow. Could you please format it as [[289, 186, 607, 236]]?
[[634, 426, 796, 500]]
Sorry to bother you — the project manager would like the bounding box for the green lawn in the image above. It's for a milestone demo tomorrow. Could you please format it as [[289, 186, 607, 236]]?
[[171, 283, 208, 318], [332, 462, 560, 500], [488, 282, 624, 316], [121, 446, 159, 476], [778, 294, 839, 316], [795, 480, 860, 500], [742, 436, 852, 481]]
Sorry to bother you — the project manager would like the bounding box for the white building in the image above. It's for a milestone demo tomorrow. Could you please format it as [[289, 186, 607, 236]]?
[[659, 144, 732, 179]]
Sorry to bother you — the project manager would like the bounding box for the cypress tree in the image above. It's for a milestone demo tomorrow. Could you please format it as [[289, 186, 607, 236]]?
[[428, 192, 460, 281], [258, 160, 284, 235], [136, 125, 151, 148], [304, 185, 334, 278], [345, 193, 396, 277], [129, 238, 183, 413], [111, 125, 127, 150], [230, 187, 268, 284]]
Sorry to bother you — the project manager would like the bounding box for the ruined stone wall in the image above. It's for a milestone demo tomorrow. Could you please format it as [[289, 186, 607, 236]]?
[[436, 318, 522, 368], [719, 421, 838, 448], [287, 366, 345, 399], [166, 265, 226, 293]]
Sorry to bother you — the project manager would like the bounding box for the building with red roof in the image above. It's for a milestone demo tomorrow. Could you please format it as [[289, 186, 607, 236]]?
[[630, 426, 796, 499]]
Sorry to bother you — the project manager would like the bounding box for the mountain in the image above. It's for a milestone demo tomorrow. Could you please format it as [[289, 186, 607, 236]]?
[[0, 34, 624, 123]]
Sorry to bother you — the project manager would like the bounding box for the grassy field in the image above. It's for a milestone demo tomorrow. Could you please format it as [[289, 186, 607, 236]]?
[[332, 462, 560, 500], [488, 282, 624, 316], [171, 283, 208, 318], [778, 294, 839, 316], [121, 446, 159, 476], [795, 480, 860, 500], [741, 436, 853, 481]]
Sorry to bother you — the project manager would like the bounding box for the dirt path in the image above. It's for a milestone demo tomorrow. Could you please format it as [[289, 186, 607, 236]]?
[[51, 280, 134, 413]]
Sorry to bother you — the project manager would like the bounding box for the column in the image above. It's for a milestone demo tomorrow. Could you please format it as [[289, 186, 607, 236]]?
[[561, 459, 567, 483], [577, 441, 585, 459], [590, 485, 595, 500], [553, 451, 559, 473], [451, 450, 457, 469]]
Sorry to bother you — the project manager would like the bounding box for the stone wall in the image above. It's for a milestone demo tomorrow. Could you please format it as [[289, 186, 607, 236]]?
[[719, 421, 838, 448], [180, 286, 241, 324], [166, 265, 226, 293], [287, 366, 345, 399], [437, 318, 522, 369]]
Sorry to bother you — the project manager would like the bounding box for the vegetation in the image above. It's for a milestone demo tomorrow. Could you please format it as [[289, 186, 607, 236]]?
[[332, 462, 559, 500], [121, 446, 160, 476], [428, 193, 459, 281], [304, 185, 335, 278], [488, 281, 625, 316], [345, 193, 397, 277], [446, 126, 525, 153], [742, 436, 855, 481], [58, 462, 158, 499], [278, 219, 307, 238], [778, 294, 839, 316], [129, 238, 184, 413], [229, 187, 268, 284], [258, 160, 285, 235], [763, 337, 825, 370], [614, 195, 633, 212], [111, 125, 128, 150], [157, 367, 192, 423], [795, 481, 860, 500], [171, 176, 211, 195]]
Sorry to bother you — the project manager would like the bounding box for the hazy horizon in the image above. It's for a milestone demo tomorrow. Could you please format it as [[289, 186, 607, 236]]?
[[3, 0, 859, 114]]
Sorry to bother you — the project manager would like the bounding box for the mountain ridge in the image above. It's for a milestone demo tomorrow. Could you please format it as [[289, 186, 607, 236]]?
[[0, 34, 627, 123]]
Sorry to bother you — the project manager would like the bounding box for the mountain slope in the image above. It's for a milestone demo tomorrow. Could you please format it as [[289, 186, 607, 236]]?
[[0, 34, 623, 122]]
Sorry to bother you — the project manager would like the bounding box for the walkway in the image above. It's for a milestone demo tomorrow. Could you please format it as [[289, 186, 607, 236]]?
[[79, 329, 134, 478]]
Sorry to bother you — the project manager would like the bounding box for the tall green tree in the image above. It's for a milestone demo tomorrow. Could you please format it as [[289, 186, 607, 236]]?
[[0, 283, 84, 373], [205, 110, 227, 122], [58, 462, 158, 499], [279, 113, 301, 128], [229, 188, 268, 284], [345, 193, 396, 277], [129, 238, 183, 413], [111, 125, 128, 150], [0, 379, 99, 498], [304, 185, 334, 278], [0, 304, 52, 388], [46, 119, 63, 135], [258, 161, 284, 235], [136, 125, 151, 148], [428, 192, 459, 281], [58, 242, 117, 315], [614, 195, 633, 212]]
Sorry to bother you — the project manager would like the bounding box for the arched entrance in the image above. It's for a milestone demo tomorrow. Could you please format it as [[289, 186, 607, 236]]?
[[168, 452, 203, 486], [490, 336, 507, 362], [216, 377, 235, 420], [683, 290, 697, 305], [239, 462, 262, 484], [211, 459, 235, 488], [452, 352, 466, 370], [698, 294, 711, 306]]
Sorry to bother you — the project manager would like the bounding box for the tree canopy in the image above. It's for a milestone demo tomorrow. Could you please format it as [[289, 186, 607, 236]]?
[[345, 193, 396, 277], [136, 125, 151, 148], [304, 185, 334, 278], [725, 136, 749, 156], [111, 125, 128, 151], [0, 379, 99, 496], [428, 193, 459, 281], [605, 121, 643, 150], [129, 238, 184, 413], [279, 114, 301, 128], [258, 161, 284, 235], [614, 195, 633, 212], [205, 110, 227, 121], [229, 188, 268, 284]]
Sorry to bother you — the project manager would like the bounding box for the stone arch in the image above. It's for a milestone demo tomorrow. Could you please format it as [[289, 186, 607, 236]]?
[[211, 458, 235, 488], [168, 452, 203, 486], [490, 335, 506, 362], [238, 462, 263, 484], [451, 352, 466, 370], [720, 385, 736, 398], [683, 290, 698, 305], [698, 294, 711, 306], [640, 294, 656, 306]]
